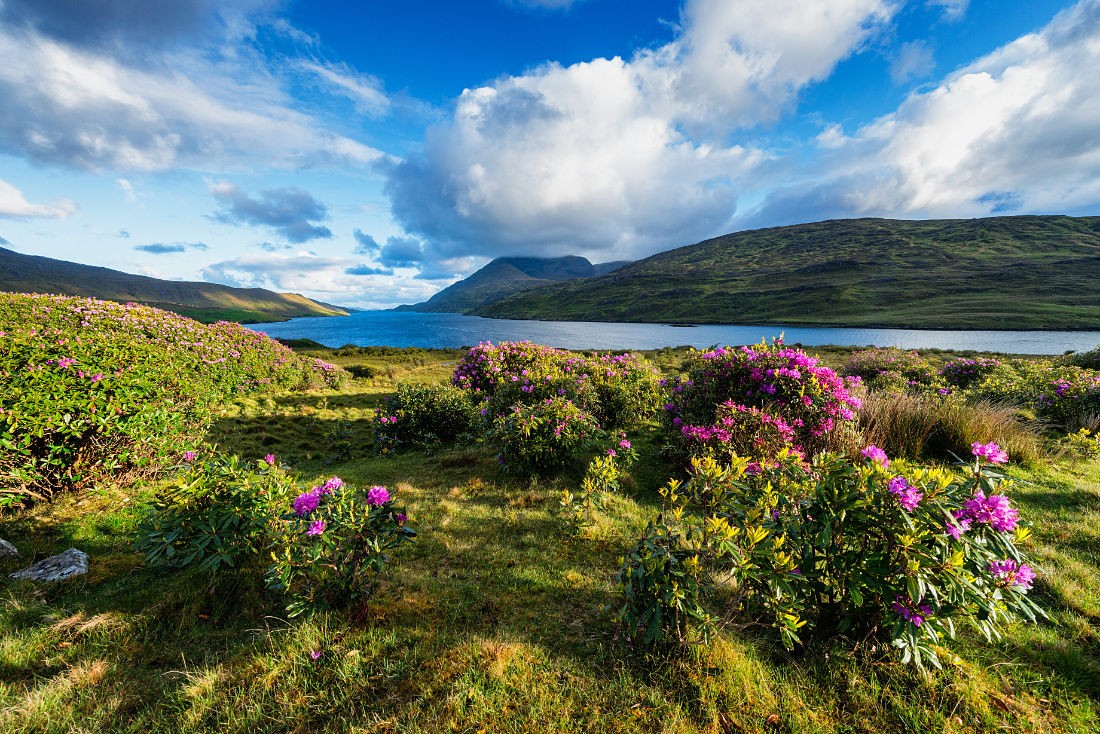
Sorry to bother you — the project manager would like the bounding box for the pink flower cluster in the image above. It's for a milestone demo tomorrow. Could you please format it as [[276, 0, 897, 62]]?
[[293, 476, 346, 516], [367, 485, 391, 505], [887, 475, 923, 512], [892, 595, 933, 628], [989, 559, 1036, 590], [971, 441, 1008, 464], [948, 489, 1019, 538], [860, 445, 889, 467]]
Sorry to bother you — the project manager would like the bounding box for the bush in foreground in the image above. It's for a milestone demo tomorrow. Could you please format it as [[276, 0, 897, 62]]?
[[372, 382, 479, 452], [613, 444, 1043, 669], [0, 293, 349, 505]]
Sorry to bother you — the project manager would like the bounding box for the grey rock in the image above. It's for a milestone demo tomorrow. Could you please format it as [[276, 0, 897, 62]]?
[[0, 539, 19, 559], [9, 548, 89, 582]]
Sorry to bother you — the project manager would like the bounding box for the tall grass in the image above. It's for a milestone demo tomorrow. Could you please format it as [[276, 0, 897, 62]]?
[[858, 392, 1045, 464]]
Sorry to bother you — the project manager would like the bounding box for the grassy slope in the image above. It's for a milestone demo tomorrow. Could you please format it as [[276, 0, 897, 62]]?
[[0, 247, 347, 324], [1, 346, 1098, 733], [476, 216, 1100, 329]]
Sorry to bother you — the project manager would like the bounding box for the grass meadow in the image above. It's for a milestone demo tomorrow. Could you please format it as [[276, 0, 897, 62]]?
[[1, 343, 1098, 733]]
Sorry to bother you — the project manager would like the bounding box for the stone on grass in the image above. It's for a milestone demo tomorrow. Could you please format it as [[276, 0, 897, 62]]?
[[0, 539, 19, 559], [9, 548, 89, 582]]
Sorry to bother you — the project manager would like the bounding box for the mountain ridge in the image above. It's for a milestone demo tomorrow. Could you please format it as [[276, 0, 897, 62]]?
[[473, 215, 1100, 330], [0, 246, 347, 324]]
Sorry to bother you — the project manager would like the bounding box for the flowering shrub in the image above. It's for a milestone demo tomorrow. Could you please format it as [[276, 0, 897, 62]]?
[[1060, 428, 1100, 461], [663, 338, 861, 461], [0, 293, 349, 504], [455, 341, 662, 431], [267, 479, 415, 617], [841, 347, 943, 393], [677, 400, 797, 466], [613, 443, 1044, 668], [373, 382, 479, 453], [939, 357, 1003, 390], [969, 360, 1100, 429], [138, 451, 292, 571], [488, 397, 602, 476]]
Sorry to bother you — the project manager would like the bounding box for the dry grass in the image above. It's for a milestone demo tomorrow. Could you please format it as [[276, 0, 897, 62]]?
[[858, 392, 1045, 465]]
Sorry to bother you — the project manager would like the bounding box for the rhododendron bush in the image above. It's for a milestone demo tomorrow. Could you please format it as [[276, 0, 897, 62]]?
[[663, 339, 862, 461], [0, 293, 348, 504], [613, 443, 1043, 668]]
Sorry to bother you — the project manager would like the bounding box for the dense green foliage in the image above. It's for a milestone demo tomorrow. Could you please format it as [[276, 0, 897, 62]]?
[[476, 215, 1100, 328], [372, 382, 479, 452], [0, 293, 348, 505]]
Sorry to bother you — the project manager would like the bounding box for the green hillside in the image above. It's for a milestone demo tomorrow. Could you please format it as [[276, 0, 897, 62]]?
[[475, 216, 1100, 329], [398, 255, 630, 313], [0, 247, 347, 323]]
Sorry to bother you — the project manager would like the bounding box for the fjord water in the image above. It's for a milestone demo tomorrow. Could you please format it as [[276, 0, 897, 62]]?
[[246, 311, 1100, 355]]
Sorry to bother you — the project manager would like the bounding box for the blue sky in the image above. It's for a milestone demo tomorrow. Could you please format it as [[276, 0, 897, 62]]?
[[1, 0, 1096, 308]]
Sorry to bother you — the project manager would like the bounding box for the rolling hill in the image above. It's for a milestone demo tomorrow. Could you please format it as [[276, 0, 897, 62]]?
[[0, 247, 347, 323], [474, 216, 1100, 330], [397, 255, 629, 313]]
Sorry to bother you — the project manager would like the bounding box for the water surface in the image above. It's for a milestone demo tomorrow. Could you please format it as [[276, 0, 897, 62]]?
[[246, 311, 1100, 356]]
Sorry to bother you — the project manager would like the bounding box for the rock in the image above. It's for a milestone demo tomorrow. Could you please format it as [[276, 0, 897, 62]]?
[[0, 539, 19, 559], [9, 548, 89, 582]]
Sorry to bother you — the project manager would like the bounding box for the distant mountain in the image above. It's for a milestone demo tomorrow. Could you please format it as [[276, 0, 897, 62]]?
[[397, 255, 630, 313], [0, 247, 347, 324], [475, 216, 1100, 330]]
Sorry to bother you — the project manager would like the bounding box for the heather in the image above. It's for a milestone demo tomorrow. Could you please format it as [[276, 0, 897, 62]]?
[[2, 340, 1099, 733]]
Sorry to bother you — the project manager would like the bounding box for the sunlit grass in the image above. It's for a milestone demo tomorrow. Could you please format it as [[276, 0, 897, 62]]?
[[1, 347, 1097, 733]]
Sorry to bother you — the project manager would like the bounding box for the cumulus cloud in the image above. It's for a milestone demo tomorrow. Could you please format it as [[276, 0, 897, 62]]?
[[0, 2, 382, 172], [135, 241, 208, 254], [743, 0, 1100, 226], [377, 235, 424, 268], [385, 0, 896, 265], [0, 177, 77, 219], [353, 228, 381, 254], [201, 250, 439, 308], [210, 182, 333, 243]]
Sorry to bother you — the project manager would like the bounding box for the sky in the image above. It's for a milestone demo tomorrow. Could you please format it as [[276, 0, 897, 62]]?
[[1, 0, 1097, 309]]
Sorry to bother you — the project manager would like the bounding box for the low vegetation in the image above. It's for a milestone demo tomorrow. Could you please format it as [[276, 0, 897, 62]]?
[[2, 305, 1099, 732]]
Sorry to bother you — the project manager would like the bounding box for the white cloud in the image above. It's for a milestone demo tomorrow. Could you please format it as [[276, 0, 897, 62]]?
[[741, 0, 1100, 226], [0, 13, 383, 172], [298, 60, 390, 117], [928, 1, 969, 22], [0, 177, 77, 219], [386, 0, 896, 265], [200, 250, 440, 308], [889, 40, 936, 84]]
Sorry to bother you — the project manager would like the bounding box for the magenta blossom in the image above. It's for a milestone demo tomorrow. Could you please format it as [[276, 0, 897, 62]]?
[[989, 559, 1036, 590], [888, 475, 923, 512], [293, 489, 322, 516], [307, 519, 326, 536], [309, 650, 322, 660], [321, 476, 345, 493], [860, 445, 889, 467], [971, 441, 1008, 464], [958, 490, 1019, 533], [367, 485, 391, 505], [264, 453, 276, 466], [183, 451, 196, 462], [892, 595, 933, 628]]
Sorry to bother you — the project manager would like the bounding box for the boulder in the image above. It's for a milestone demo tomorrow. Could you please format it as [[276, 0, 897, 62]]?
[[0, 539, 19, 559], [9, 548, 89, 582]]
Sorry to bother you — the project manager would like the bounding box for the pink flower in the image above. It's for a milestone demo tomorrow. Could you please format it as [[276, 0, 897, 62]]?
[[989, 559, 1035, 590], [183, 451, 196, 462], [972, 441, 1008, 464], [309, 650, 322, 660], [860, 445, 889, 468], [367, 485, 391, 505], [307, 519, 326, 536], [293, 489, 322, 516], [888, 475, 923, 512], [264, 454, 276, 466]]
